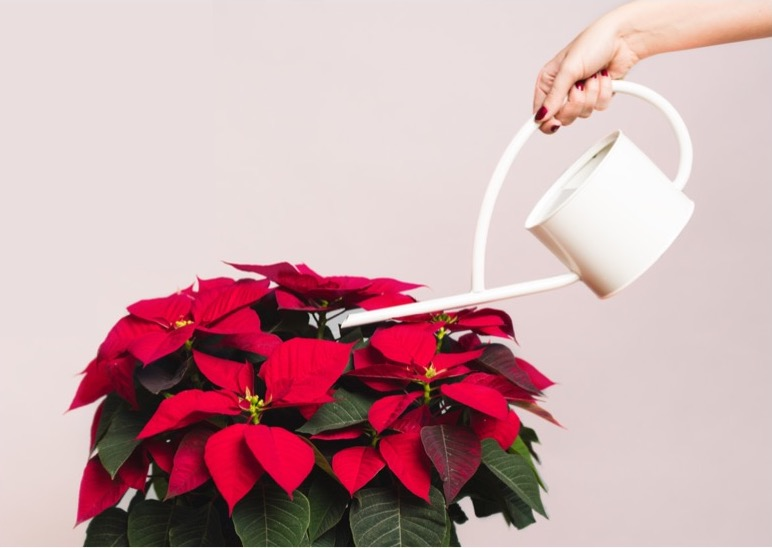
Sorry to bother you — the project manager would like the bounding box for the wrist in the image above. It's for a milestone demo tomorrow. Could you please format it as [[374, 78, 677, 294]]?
[[610, 1, 657, 60]]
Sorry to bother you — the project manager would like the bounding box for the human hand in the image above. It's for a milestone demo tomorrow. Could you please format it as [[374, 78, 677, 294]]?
[[533, 0, 772, 134], [533, 13, 640, 134]]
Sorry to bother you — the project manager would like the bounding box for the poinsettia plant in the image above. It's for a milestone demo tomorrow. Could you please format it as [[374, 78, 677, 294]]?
[[71, 261, 558, 546]]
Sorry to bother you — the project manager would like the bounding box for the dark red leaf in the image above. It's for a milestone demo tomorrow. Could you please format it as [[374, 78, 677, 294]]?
[[474, 344, 540, 394], [275, 289, 316, 310], [420, 425, 481, 503], [196, 277, 236, 294], [332, 446, 385, 496], [351, 347, 408, 392], [144, 438, 177, 474], [457, 308, 516, 340], [513, 401, 563, 427], [138, 390, 241, 439], [347, 365, 416, 382], [352, 346, 383, 370], [364, 277, 423, 295], [228, 261, 298, 282], [244, 425, 315, 497], [193, 278, 270, 324], [128, 324, 195, 365], [368, 392, 421, 433], [204, 424, 263, 514], [462, 372, 536, 402], [369, 324, 437, 366], [127, 292, 193, 327], [97, 315, 161, 359], [193, 351, 253, 394], [70, 354, 138, 410], [440, 382, 509, 420], [260, 339, 352, 406], [116, 448, 150, 491], [89, 399, 105, 451], [456, 333, 482, 351], [221, 331, 282, 357], [517, 357, 555, 390], [76, 456, 130, 525], [70, 359, 111, 411], [167, 427, 214, 498], [470, 409, 521, 450], [356, 293, 415, 311], [390, 406, 432, 433], [432, 349, 483, 371], [311, 425, 366, 440], [197, 307, 261, 335], [378, 432, 431, 502]]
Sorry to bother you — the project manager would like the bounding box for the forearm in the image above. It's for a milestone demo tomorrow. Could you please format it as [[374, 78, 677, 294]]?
[[609, 0, 772, 59]]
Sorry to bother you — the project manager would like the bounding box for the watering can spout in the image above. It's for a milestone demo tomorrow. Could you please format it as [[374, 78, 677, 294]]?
[[341, 273, 579, 328], [342, 81, 693, 329]]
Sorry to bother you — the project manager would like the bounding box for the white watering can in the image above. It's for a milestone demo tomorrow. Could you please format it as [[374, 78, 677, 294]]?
[[342, 81, 693, 328]]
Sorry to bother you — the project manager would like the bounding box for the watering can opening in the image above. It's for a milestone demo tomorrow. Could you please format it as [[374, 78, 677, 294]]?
[[526, 135, 616, 227], [341, 81, 694, 329]]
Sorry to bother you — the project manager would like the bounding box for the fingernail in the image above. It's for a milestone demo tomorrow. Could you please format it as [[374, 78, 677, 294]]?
[[601, 69, 609, 77], [575, 81, 584, 91], [550, 125, 560, 133], [535, 106, 548, 121], [592, 73, 598, 79]]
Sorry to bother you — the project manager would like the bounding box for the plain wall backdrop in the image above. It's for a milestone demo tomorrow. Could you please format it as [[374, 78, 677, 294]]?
[[1, 1, 770, 545]]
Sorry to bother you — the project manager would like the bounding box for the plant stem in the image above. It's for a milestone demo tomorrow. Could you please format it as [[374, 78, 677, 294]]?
[[317, 311, 327, 339]]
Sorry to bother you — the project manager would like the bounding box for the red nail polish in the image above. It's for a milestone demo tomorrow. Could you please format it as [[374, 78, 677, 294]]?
[[550, 125, 560, 133], [601, 69, 609, 77], [535, 106, 548, 121], [575, 81, 585, 91], [592, 73, 598, 79]]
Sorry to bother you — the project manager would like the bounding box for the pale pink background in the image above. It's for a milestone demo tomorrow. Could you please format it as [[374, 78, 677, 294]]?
[[1, 1, 770, 546]]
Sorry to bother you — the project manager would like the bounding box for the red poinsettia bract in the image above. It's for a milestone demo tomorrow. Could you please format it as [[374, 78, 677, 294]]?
[[70, 277, 278, 410], [136, 338, 353, 513], [329, 321, 553, 502], [228, 261, 421, 312]]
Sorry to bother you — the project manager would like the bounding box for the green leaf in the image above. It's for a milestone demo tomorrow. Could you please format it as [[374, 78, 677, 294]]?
[[168, 503, 225, 547], [127, 500, 174, 546], [93, 394, 125, 451], [468, 467, 536, 529], [518, 425, 541, 463], [151, 462, 169, 501], [510, 435, 546, 489], [446, 503, 468, 525], [97, 403, 145, 478], [330, 520, 353, 546], [127, 489, 146, 514], [233, 483, 311, 546], [337, 327, 364, 346], [310, 520, 353, 546], [503, 491, 538, 530], [307, 474, 349, 541], [349, 486, 450, 547], [84, 507, 129, 547], [481, 439, 546, 517], [311, 527, 336, 546], [269, 309, 315, 337], [448, 523, 460, 547], [297, 388, 374, 435]]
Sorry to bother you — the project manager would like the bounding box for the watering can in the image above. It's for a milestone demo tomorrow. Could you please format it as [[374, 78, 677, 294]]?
[[341, 81, 693, 328]]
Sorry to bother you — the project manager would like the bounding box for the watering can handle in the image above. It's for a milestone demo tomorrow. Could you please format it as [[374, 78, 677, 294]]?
[[471, 80, 693, 292], [341, 81, 692, 328]]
